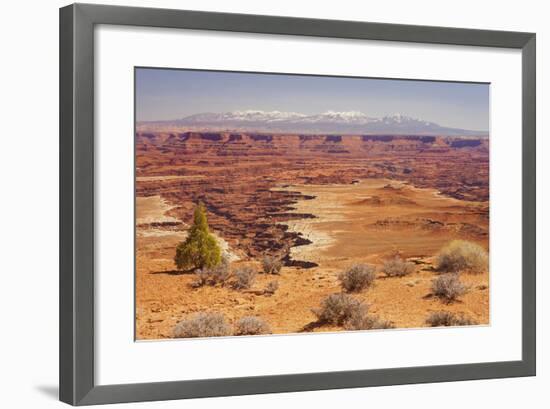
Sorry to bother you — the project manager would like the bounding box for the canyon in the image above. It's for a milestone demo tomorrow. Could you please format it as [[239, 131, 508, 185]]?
[[135, 131, 489, 339]]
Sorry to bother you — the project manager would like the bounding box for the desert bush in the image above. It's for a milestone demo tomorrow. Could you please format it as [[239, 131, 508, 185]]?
[[191, 260, 231, 288], [432, 273, 467, 302], [338, 264, 376, 292], [436, 240, 488, 274], [232, 266, 256, 290], [175, 202, 221, 270], [344, 310, 395, 331], [209, 258, 231, 283], [234, 316, 272, 336], [426, 311, 478, 327], [191, 269, 210, 288], [382, 256, 415, 277], [367, 317, 395, 330], [313, 293, 367, 325], [173, 312, 232, 338], [261, 255, 282, 274], [264, 280, 279, 296]]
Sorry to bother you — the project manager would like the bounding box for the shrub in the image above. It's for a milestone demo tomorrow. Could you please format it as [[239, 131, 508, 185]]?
[[191, 260, 231, 287], [345, 310, 395, 331], [338, 264, 376, 292], [436, 240, 488, 274], [232, 266, 256, 290], [209, 258, 231, 283], [426, 311, 478, 327], [432, 273, 467, 302], [264, 280, 279, 296], [368, 317, 395, 330], [173, 312, 232, 338], [191, 269, 210, 288], [261, 255, 282, 274], [175, 202, 222, 270], [313, 293, 367, 325], [234, 316, 272, 335], [382, 256, 415, 277]]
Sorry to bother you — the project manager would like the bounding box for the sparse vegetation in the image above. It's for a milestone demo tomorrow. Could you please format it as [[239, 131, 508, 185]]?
[[338, 264, 376, 292], [426, 311, 478, 327], [344, 310, 395, 331], [261, 255, 282, 274], [232, 266, 256, 290], [313, 293, 393, 330], [173, 312, 232, 338], [175, 202, 222, 270], [264, 280, 279, 296], [436, 240, 488, 274], [210, 257, 231, 282], [191, 259, 231, 288], [191, 269, 210, 288], [432, 273, 467, 302], [234, 316, 272, 335], [382, 256, 415, 277], [313, 293, 367, 325]]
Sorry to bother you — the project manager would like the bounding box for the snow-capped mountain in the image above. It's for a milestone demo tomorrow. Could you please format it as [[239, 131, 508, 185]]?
[[183, 110, 307, 123], [138, 110, 487, 136]]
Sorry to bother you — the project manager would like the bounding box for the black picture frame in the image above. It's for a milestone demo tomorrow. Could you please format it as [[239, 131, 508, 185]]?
[[59, 3, 536, 406]]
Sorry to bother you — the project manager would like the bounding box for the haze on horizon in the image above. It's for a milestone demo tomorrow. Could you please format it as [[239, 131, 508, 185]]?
[[136, 67, 490, 132]]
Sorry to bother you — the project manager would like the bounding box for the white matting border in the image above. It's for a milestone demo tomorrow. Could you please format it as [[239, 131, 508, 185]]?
[[95, 24, 522, 385]]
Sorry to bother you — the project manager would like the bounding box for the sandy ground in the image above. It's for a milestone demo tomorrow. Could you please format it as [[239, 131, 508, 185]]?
[[135, 179, 489, 340], [275, 179, 488, 267], [136, 195, 180, 225]]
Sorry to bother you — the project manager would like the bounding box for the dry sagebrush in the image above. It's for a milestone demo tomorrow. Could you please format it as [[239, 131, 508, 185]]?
[[426, 311, 478, 327], [173, 312, 232, 338], [382, 256, 415, 277], [191, 259, 231, 288], [338, 264, 376, 292], [231, 266, 256, 290], [261, 255, 282, 274], [436, 240, 488, 274], [314, 293, 393, 330], [432, 273, 467, 302], [344, 312, 394, 331], [234, 316, 272, 336], [313, 293, 367, 325], [264, 280, 279, 296]]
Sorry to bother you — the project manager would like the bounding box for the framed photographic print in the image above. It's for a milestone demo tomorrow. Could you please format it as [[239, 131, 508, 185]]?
[[59, 3, 536, 406]]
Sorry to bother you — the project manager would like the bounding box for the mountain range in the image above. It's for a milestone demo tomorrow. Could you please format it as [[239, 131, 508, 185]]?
[[137, 110, 488, 137]]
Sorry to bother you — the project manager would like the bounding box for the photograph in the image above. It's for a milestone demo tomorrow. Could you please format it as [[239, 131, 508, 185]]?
[[135, 68, 490, 340]]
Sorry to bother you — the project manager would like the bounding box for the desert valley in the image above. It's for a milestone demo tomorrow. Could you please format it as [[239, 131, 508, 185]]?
[[135, 127, 489, 339]]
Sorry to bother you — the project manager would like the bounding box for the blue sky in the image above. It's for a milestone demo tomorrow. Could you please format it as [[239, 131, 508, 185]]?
[[136, 68, 489, 131]]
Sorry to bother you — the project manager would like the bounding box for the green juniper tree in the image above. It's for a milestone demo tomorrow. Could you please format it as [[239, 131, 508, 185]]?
[[174, 202, 221, 270]]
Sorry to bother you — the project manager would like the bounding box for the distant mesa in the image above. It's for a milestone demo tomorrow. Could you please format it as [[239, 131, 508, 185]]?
[[137, 110, 488, 137]]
